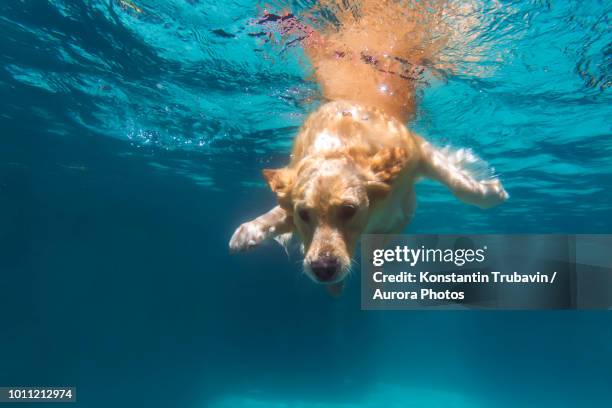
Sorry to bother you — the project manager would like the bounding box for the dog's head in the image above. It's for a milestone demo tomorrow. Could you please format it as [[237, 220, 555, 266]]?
[[263, 147, 409, 284]]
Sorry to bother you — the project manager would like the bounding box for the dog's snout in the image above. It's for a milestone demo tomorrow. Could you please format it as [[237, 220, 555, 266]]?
[[310, 256, 340, 282]]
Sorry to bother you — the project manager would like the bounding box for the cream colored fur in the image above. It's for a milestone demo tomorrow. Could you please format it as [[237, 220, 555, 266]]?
[[229, 1, 508, 293]]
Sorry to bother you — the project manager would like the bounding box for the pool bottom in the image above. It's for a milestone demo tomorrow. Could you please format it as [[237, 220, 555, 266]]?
[[209, 384, 480, 408]]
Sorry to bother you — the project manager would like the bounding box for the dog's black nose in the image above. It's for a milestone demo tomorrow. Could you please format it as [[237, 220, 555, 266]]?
[[310, 256, 340, 282]]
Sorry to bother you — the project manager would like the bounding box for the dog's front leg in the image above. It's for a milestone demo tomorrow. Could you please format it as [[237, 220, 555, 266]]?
[[419, 143, 509, 209], [229, 206, 293, 252]]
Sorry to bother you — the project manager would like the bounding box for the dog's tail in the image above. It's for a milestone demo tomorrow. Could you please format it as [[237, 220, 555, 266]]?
[[253, 1, 489, 120], [306, 1, 490, 74], [256, 1, 487, 120]]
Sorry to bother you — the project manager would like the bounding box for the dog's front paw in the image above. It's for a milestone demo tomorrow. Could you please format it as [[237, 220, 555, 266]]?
[[480, 179, 509, 207], [229, 220, 269, 252]]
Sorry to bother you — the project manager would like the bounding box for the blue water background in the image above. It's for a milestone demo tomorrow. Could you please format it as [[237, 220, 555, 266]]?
[[0, 1, 611, 407]]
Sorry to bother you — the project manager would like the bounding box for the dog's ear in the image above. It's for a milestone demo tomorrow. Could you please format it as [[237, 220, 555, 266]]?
[[262, 167, 294, 209], [365, 147, 409, 198], [365, 180, 391, 199]]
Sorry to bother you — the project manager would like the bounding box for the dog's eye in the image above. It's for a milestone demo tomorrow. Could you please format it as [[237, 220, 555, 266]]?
[[298, 208, 310, 223], [339, 204, 357, 220]]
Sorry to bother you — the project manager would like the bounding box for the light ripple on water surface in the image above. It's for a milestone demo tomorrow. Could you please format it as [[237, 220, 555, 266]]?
[[0, 0, 610, 227]]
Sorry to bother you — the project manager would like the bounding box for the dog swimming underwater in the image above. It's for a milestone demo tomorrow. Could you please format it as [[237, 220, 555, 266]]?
[[229, 0, 508, 294]]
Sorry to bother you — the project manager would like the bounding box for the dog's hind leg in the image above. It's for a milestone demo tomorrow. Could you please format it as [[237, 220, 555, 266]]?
[[419, 142, 509, 209], [229, 206, 293, 252]]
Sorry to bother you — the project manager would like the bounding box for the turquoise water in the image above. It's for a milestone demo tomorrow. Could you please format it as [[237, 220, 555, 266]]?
[[1, 1, 611, 407]]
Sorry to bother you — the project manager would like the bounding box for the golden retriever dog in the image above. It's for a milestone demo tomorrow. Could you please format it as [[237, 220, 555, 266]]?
[[229, 0, 508, 294]]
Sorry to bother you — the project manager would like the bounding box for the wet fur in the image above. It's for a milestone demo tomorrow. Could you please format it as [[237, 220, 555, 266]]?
[[229, 1, 508, 292]]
